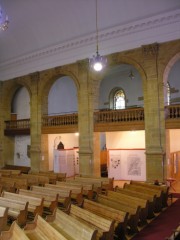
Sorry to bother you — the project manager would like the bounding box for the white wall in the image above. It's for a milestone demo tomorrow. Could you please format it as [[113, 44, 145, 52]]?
[[48, 133, 79, 170], [169, 129, 180, 152], [106, 130, 145, 149], [48, 76, 77, 115], [14, 136, 30, 166], [12, 87, 30, 119]]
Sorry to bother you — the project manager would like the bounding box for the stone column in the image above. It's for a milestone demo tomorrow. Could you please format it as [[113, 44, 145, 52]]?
[[30, 72, 42, 171], [142, 43, 166, 182], [77, 60, 95, 176], [0, 81, 4, 167]]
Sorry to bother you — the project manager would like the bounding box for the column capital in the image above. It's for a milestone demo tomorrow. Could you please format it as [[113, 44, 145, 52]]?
[[142, 43, 159, 58]]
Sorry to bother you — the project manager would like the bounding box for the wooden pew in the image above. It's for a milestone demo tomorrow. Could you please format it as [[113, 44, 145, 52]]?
[[45, 183, 83, 206], [69, 204, 115, 240], [83, 199, 129, 240], [106, 190, 149, 226], [96, 193, 141, 234], [0, 221, 30, 240], [47, 208, 98, 240], [124, 183, 163, 212], [30, 172, 57, 184], [0, 197, 28, 227], [56, 181, 94, 200], [1, 165, 31, 174], [24, 214, 68, 240], [66, 179, 95, 199], [79, 175, 114, 191], [0, 206, 8, 233], [0, 180, 15, 193], [27, 173, 49, 186], [130, 180, 169, 208], [0, 170, 21, 177], [0, 177, 28, 191], [19, 174, 39, 189], [1, 191, 44, 218], [115, 186, 156, 218], [30, 186, 71, 211], [74, 176, 106, 193]]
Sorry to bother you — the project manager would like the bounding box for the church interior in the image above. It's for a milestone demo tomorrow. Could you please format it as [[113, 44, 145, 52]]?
[[0, 0, 180, 239]]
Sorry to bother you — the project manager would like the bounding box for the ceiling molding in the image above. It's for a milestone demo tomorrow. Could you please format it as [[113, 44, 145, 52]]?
[[0, 8, 180, 81]]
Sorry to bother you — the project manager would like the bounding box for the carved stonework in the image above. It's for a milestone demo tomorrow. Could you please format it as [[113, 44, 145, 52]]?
[[111, 53, 119, 64], [77, 59, 89, 72], [54, 66, 62, 74], [142, 43, 159, 57], [30, 72, 40, 83]]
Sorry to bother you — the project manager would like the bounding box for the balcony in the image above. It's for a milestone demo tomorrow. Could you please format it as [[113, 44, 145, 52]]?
[[3, 105, 180, 136]]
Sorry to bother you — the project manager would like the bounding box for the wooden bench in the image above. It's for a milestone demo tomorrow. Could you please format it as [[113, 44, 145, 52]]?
[[130, 180, 169, 208], [1, 165, 31, 174], [0, 181, 15, 193], [30, 172, 57, 184], [0, 221, 30, 240], [47, 208, 97, 240], [0, 206, 8, 233], [0, 197, 28, 227], [96, 193, 141, 234], [30, 186, 71, 212], [28, 173, 49, 186], [24, 214, 68, 240], [124, 183, 163, 212], [115, 186, 156, 219], [2, 191, 44, 218], [57, 181, 94, 200], [0, 177, 28, 190], [83, 199, 129, 240], [45, 183, 83, 206], [0, 170, 21, 177], [79, 175, 114, 191], [69, 204, 115, 240], [106, 190, 149, 226]]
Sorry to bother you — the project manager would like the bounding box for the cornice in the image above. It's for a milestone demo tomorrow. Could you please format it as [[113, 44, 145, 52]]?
[[0, 8, 180, 80]]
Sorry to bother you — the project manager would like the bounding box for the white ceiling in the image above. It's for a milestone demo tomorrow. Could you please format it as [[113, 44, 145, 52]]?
[[0, 0, 180, 80]]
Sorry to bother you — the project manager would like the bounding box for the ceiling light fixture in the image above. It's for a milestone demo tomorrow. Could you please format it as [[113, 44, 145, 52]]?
[[89, 0, 107, 72], [0, 5, 9, 31]]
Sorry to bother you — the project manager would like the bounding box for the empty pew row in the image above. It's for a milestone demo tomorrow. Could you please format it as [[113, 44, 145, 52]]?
[[95, 193, 140, 234], [106, 190, 151, 222], [1, 191, 44, 220], [0, 221, 30, 240], [69, 204, 115, 240], [0, 197, 28, 227], [114, 186, 156, 218], [0, 206, 8, 233], [44, 183, 84, 206], [74, 176, 114, 193], [30, 171, 66, 184], [30, 185, 71, 211], [82, 199, 129, 240], [123, 183, 164, 212], [1, 165, 31, 174], [47, 208, 98, 240], [130, 180, 169, 208], [56, 181, 94, 199]]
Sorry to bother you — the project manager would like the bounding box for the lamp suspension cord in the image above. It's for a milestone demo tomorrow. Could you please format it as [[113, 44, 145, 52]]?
[[96, 0, 99, 54]]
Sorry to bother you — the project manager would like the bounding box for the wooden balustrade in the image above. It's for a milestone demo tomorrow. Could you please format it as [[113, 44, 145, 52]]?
[[4, 105, 180, 135]]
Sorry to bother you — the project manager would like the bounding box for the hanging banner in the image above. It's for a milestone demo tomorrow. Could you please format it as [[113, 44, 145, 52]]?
[[108, 149, 146, 181]]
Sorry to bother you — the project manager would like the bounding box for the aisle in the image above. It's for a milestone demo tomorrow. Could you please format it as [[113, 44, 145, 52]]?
[[131, 198, 180, 240]]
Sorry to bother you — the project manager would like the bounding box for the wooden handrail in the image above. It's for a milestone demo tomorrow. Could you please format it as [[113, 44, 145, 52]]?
[[4, 105, 180, 131]]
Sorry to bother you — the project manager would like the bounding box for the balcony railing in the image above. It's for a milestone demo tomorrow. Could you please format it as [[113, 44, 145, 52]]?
[[94, 107, 144, 123], [4, 104, 180, 135], [42, 113, 78, 127]]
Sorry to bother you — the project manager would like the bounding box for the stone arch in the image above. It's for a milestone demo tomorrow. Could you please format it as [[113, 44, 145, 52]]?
[[39, 68, 80, 115], [3, 78, 32, 118], [163, 52, 180, 85]]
